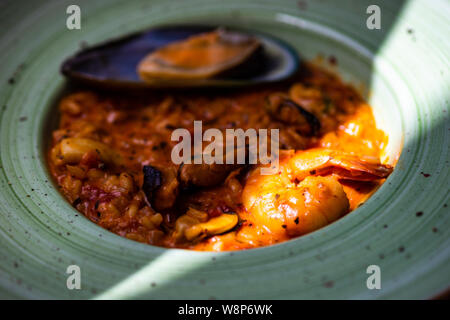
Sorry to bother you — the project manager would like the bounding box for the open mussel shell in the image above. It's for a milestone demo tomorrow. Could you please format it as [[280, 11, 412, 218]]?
[[61, 25, 300, 89]]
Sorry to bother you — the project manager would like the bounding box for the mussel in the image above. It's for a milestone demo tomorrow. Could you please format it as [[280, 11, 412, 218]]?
[[142, 165, 162, 207], [142, 165, 180, 211], [61, 25, 299, 89], [266, 94, 321, 136]]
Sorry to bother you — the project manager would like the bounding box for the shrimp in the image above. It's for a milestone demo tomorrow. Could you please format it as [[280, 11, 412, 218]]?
[[242, 148, 393, 238]]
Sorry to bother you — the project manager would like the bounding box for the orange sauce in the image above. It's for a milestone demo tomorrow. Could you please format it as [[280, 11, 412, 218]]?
[[48, 63, 390, 251]]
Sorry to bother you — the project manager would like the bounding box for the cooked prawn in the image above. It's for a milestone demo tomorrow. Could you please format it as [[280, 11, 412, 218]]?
[[242, 148, 393, 237]]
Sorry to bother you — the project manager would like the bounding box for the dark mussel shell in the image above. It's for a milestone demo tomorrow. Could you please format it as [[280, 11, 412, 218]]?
[[142, 165, 162, 203], [61, 25, 300, 89]]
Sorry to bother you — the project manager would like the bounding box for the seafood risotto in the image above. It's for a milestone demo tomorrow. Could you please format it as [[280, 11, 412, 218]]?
[[48, 63, 393, 251]]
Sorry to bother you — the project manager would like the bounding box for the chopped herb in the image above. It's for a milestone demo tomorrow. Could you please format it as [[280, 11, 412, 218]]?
[[323, 96, 334, 113]]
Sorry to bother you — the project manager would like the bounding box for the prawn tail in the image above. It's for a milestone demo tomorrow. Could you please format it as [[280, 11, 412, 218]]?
[[328, 156, 393, 181]]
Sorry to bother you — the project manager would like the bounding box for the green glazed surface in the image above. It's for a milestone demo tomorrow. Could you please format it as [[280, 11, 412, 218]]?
[[0, 0, 448, 299]]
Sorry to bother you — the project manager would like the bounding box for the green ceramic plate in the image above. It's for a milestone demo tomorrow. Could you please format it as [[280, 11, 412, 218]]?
[[0, 0, 448, 299]]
